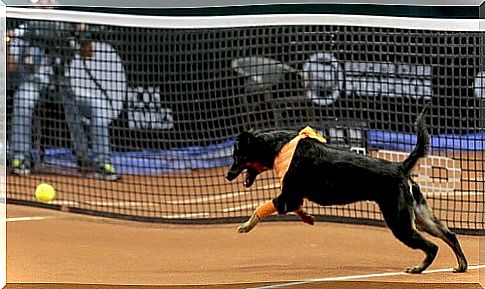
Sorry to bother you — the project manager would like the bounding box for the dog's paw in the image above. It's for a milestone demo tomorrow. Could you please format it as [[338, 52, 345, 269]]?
[[405, 266, 424, 274], [237, 223, 252, 233], [452, 266, 467, 273], [300, 213, 315, 225], [295, 210, 315, 225], [237, 213, 259, 234]]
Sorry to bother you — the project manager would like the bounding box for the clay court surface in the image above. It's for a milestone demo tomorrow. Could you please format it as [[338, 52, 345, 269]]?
[[6, 150, 484, 288], [6, 204, 483, 289]]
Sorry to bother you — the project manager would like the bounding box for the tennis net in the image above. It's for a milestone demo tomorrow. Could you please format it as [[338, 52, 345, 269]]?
[[5, 7, 484, 233]]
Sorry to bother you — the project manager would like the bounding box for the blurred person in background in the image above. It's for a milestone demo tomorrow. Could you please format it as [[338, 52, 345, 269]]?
[[8, 0, 125, 181]]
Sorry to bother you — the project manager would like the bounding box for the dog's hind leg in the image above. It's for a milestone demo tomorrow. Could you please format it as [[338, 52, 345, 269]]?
[[379, 193, 438, 274], [410, 181, 468, 273], [294, 205, 315, 225], [295, 210, 314, 225]]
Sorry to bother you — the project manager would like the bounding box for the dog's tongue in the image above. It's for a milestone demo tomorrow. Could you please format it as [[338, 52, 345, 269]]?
[[243, 170, 251, 187], [242, 167, 259, 187]]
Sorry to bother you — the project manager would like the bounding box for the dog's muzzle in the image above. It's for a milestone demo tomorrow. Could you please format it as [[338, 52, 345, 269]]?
[[225, 166, 258, 188], [225, 164, 244, 181], [225, 171, 239, 181]]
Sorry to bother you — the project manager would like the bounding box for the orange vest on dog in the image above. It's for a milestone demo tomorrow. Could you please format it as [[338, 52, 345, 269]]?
[[273, 126, 327, 185]]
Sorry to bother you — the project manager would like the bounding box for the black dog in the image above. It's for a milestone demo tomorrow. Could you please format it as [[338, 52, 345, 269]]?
[[226, 109, 468, 274]]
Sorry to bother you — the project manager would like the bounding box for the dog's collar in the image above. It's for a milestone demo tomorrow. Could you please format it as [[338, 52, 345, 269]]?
[[273, 126, 326, 184]]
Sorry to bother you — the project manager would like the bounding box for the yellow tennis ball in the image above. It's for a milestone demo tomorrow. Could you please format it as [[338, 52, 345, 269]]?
[[35, 183, 56, 203]]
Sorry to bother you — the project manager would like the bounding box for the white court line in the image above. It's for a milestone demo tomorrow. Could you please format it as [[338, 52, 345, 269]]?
[[222, 202, 260, 213], [167, 183, 281, 205], [50, 200, 161, 207], [248, 264, 485, 289], [4, 216, 51, 222], [55, 200, 160, 207], [258, 183, 281, 190], [160, 212, 210, 219], [48, 200, 212, 219], [166, 191, 250, 205], [219, 183, 280, 212]]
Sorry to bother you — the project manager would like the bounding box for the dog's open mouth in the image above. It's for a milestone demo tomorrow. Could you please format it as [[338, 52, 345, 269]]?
[[226, 163, 265, 187], [243, 167, 258, 187]]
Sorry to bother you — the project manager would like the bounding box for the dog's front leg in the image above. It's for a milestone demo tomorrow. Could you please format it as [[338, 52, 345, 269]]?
[[238, 200, 277, 233], [237, 211, 259, 233]]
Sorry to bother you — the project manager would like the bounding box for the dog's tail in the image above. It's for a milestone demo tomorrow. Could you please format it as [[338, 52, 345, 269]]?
[[401, 104, 431, 173]]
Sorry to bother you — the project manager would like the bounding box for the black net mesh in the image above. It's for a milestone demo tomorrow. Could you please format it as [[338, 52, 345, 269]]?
[[5, 15, 484, 233]]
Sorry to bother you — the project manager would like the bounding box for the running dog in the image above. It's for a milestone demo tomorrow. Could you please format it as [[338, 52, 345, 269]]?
[[225, 108, 468, 274]]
